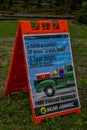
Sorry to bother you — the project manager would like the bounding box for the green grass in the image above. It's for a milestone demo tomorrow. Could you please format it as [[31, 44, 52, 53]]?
[[0, 20, 87, 130], [0, 21, 18, 38], [69, 22, 87, 39]]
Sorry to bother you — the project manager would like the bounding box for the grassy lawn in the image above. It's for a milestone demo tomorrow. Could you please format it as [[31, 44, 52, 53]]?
[[0, 20, 87, 130]]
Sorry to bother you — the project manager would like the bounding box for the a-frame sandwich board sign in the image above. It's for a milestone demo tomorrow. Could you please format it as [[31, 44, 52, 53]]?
[[4, 20, 81, 124]]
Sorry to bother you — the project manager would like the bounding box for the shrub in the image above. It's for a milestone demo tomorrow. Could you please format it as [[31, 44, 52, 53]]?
[[76, 2, 87, 24]]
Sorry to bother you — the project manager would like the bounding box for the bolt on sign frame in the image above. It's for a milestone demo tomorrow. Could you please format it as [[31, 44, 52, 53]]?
[[4, 20, 81, 124]]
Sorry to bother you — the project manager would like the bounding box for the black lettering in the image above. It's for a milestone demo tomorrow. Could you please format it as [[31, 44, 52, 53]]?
[[35, 100, 44, 106]]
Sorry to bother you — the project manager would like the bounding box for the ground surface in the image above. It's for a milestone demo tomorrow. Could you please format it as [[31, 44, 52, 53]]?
[[0, 20, 87, 130]]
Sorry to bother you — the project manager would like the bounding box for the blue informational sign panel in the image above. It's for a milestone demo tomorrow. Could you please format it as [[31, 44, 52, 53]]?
[[23, 33, 80, 117]]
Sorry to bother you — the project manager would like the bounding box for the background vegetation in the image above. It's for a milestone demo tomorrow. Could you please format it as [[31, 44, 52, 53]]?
[[0, 1, 87, 23], [0, 20, 87, 129], [76, 1, 87, 24], [0, 0, 85, 14]]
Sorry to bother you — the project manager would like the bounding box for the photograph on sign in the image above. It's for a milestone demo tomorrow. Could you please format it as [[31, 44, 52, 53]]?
[[23, 33, 80, 118]]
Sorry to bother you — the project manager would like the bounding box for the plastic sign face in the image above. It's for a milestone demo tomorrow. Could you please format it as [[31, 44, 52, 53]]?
[[23, 33, 81, 120]]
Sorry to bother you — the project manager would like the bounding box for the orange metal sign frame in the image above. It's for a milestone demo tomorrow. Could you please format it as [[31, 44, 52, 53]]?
[[4, 20, 81, 124]]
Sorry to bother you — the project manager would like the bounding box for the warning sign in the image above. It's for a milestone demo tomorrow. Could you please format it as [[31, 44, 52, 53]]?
[[4, 20, 81, 124]]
